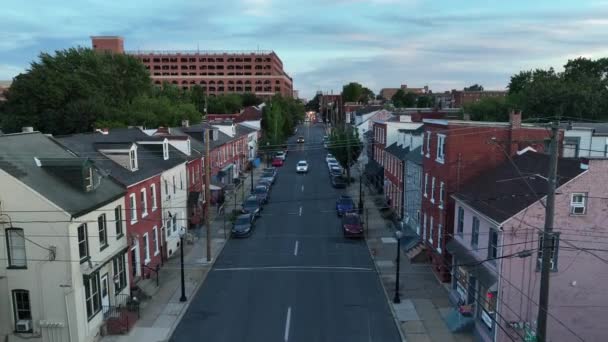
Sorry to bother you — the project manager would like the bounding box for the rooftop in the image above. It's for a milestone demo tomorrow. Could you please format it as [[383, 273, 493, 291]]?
[[453, 151, 586, 223]]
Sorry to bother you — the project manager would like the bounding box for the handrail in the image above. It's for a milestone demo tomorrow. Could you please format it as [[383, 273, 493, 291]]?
[[141, 263, 160, 287]]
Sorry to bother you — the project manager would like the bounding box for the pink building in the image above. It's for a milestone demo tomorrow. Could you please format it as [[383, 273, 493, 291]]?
[[450, 151, 607, 341]]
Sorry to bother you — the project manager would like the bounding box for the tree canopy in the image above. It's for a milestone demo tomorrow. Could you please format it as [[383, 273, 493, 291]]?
[[464, 84, 484, 91], [261, 94, 305, 146], [328, 127, 363, 183], [391, 89, 417, 107], [0, 47, 204, 134], [342, 82, 375, 103]]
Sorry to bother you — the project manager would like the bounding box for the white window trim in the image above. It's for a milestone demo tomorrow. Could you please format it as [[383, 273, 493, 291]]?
[[429, 216, 434, 244], [143, 233, 151, 264], [151, 184, 158, 211], [422, 213, 427, 240], [153, 226, 160, 256], [430, 177, 436, 204], [570, 193, 587, 215], [423, 173, 428, 198], [129, 193, 137, 224], [173, 175, 176, 194], [437, 224, 443, 253], [436, 134, 446, 164], [163, 140, 169, 160], [439, 181, 445, 209], [129, 146, 138, 171], [425, 131, 431, 158], [141, 188, 148, 218]]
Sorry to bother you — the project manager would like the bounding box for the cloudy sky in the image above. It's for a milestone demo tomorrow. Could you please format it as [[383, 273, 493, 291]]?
[[1, 0, 608, 99]]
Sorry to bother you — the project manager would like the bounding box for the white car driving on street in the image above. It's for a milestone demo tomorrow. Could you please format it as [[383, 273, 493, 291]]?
[[296, 160, 309, 173]]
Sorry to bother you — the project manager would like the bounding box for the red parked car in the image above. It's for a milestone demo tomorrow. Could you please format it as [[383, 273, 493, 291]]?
[[271, 158, 284, 167], [341, 212, 364, 238]]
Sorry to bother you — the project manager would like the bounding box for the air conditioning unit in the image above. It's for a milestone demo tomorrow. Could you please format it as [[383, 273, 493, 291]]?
[[16, 319, 32, 332]]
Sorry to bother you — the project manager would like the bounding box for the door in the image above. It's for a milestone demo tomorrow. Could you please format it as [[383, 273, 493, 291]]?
[[467, 275, 477, 305], [101, 274, 110, 314], [131, 241, 140, 278]]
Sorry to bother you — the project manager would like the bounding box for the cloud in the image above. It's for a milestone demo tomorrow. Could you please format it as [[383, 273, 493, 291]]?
[[241, 0, 273, 16]]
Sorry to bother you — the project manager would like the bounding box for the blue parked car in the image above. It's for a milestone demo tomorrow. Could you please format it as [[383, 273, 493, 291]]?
[[336, 195, 355, 216]]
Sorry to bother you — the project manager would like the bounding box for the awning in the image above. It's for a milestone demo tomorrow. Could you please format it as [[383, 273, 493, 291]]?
[[188, 192, 200, 206], [446, 240, 497, 287]]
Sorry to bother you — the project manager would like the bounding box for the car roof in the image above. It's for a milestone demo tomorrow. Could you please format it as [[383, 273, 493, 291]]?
[[339, 195, 353, 199], [246, 195, 258, 201], [237, 213, 252, 219], [298, 160, 307, 163]]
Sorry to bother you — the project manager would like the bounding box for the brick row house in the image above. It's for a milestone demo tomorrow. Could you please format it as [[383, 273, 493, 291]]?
[[420, 111, 553, 282], [449, 151, 608, 341]]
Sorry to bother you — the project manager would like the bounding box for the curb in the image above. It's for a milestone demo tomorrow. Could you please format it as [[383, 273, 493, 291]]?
[[365, 235, 407, 342]]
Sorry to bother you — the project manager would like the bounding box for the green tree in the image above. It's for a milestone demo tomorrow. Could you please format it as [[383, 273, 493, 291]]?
[[305, 93, 321, 112], [417, 95, 435, 108], [261, 102, 286, 146], [361, 87, 375, 104], [464, 97, 511, 122], [328, 127, 363, 184], [241, 92, 263, 107], [342, 82, 364, 102], [464, 84, 484, 91]]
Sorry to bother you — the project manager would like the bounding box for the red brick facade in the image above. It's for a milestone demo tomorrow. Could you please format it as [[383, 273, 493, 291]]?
[[91, 36, 293, 98], [420, 112, 555, 282], [384, 153, 404, 218], [451, 90, 507, 108]]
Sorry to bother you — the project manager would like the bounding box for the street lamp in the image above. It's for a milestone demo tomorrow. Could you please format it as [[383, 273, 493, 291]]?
[[178, 227, 187, 302], [393, 229, 403, 304]]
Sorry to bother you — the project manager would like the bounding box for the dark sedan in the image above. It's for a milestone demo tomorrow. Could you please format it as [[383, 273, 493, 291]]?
[[331, 175, 347, 189], [232, 213, 255, 237], [257, 179, 272, 190], [241, 195, 262, 216], [262, 168, 277, 183], [342, 213, 363, 238], [336, 195, 355, 216], [253, 185, 270, 204]]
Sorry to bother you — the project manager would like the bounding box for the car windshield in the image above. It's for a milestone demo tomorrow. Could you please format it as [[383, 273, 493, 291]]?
[[244, 198, 258, 206], [298, 162, 307, 166], [262, 171, 273, 176], [235, 216, 250, 225], [338, 197, 353, 205], [343, 215, 360, 225], [254, 187, 266, 194]]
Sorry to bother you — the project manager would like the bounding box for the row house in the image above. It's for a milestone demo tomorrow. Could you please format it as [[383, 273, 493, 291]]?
[[560, 122, 608, 158], [56, 128, 190, 291], [420, 111, 553, 282], [449, 151, 606, 342], [0, 132, 130, 341]]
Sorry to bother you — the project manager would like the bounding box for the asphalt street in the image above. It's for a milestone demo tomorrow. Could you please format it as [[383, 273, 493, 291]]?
[[170, 123, 401, 342]]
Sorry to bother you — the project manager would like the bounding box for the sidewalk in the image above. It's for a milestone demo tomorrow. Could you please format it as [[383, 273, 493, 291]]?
[[347, 167, 473, 342], [102, 166, 266, 342]]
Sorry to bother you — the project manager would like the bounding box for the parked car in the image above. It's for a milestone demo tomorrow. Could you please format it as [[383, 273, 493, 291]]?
[[341, 212, 363, 238], [272, 158, 284, 167], [242, 195, 262, 216], [262, 168, 277, 184], [329, 165, 342, 177], [330, 175, 347, 188], [253, 184, 270, 203], [336, 195, 355, 216], [258, 179, 272, 190], [325, 154, 335, 163], [327, 157, 338, 167], [297, 136, 305, 143], [232, 213, 256, 237], [275, 151, 286, 160], [296, 160, 309, 173]]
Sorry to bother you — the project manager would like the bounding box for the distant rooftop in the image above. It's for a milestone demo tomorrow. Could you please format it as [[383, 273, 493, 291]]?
[[126, 49, 276, 56]]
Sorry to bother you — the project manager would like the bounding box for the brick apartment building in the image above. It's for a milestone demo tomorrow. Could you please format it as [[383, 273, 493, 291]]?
[[91, 36, 293, 98], [420, 111, 557, 282], [451, 89, 507, 108]]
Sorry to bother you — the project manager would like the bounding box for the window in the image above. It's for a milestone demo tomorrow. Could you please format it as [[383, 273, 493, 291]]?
[[114, 206, 123, 238], [129, 194, 137, 224], [163, 141, 169, 160], [489, 228, 499, 261], [429, 216, 434, 243], [151, 184, 157, 211], [563, 137, 580, 158], [439, 181, 445, 207], [166, 218, 172, 236], [85, 167, 93, 190], [6, 228, 26, 268], [430, 177, 436, 203], [12, 290, 32, 330], [471, 217, 480, 248], [153, 226, 159, 255], [84, 273, 101, 320], [190, 168, 194, 185], [173, 176, 176, 194], [98, 214, 108, 250], [141, 188, 148, 217], [172, 214, 178, 233], [202, 185, 206, 202], [78, 224, 89, 262], [112, 254, 126, 293], [164, 179, 169, 196], [436, 134, 446, 163], [142, 233, 150, 264], [425, 131, 431, 157], [570, 193, 587, 215], [437, 224, 443, 253], [180, 172, 183, 190], [537, 233, 560, 271], [423, 214, 427, 240], [129, 148, 138, 171], [457, 207, 464, 237], [424, 173, 429, 197]]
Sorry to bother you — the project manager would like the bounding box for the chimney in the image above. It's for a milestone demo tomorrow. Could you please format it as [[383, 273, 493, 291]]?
[[182, 119, 190, 128], [22, 126, 34, 133], [510, 110, 522, 129]]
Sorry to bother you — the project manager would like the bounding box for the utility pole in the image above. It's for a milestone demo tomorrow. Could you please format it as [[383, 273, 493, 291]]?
[[204, 128, 212, 262], [536, 121, 559, 342]]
